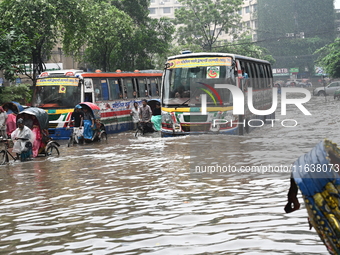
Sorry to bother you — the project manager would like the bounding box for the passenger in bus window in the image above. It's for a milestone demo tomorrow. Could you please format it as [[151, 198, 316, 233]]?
[[133, 91, 137, 98], [119, 93, 123, 99], [242, 68, 249, 91]]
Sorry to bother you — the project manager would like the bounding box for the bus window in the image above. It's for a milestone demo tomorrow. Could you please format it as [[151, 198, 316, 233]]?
[[93, 78, 109, 101], [266, 65, 273, 87], [132, 78, 138, 98], [123, 78, 134, 98], [252, 63, 260, 89], [262, 64, 269, 87], [137, 78, 147, 97], [108, 78, 121, 100], [258, 64, 265, 88], [150, 78, 158, 96], [245, 62, 252, 88], [248, 63, 254, 88]]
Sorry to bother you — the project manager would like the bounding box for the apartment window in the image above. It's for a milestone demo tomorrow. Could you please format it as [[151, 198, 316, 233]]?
[[252, 4, 257, 12], [238, 9, 242, 15], [244, 6, 250, 13], [149, 8, 156, 14], [163, 7, 171, 13], [150, 0, 155, 3], [253, 33, 257, 42], [246, 21, 251, 28]]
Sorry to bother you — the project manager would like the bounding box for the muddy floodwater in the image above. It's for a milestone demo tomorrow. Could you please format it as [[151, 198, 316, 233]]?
[[1, 94, 339, 254]]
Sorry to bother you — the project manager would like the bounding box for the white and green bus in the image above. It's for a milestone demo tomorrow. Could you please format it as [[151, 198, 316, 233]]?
[[161, 52, 274, 136]]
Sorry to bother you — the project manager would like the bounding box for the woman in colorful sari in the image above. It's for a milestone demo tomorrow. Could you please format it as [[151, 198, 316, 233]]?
[[3, 105, 16, 137], [82, 107, 94, 140], [32, 116, 42, 157]]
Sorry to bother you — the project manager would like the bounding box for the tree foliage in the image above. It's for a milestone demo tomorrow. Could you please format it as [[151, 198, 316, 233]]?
[[174, 0, 243, 51], [0, 0, 88, 87], [315, 38, 340, 78], [0, 84, 32, 105], [82, 2, 133, 71], [0, 28, 30, 81], [257, 0, 335, 71], [102, 0, 175, 71]]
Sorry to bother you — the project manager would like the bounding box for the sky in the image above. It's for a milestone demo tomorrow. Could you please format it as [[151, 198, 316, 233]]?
[[336, 0, 340, 9]]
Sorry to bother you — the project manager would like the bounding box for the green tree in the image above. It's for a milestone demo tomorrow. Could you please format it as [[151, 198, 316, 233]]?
[[174, 0, 243, 51], [0, 0, 89, 87], [257, 0, 335, 72], [109, 0, 175, 71], [315, 38, 340, 78], [0, 84, 32, 105], [82, 2, 133, 71], [0, 28, 30, 81]]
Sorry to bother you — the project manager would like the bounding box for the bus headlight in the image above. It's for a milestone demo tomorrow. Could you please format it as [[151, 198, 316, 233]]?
[[173, 123, 181, 132]]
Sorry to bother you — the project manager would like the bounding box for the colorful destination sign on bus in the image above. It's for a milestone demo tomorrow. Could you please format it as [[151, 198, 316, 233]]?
[[168, 57, 232, 69], [37, 78, 79, 86]]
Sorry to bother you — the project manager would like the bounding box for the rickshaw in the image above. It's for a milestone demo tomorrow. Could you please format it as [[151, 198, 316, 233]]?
[[67, 102, 107, 147], [0, 107, 60, 164]]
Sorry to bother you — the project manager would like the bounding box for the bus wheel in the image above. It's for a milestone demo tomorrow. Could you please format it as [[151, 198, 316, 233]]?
[[245, 118, 250, 134]]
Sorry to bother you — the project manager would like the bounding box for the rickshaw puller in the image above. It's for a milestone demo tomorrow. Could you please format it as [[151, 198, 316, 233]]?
[[11, 118, 35, 161]]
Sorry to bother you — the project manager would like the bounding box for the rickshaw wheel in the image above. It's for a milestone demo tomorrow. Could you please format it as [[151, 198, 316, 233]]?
[[99, 132, 107, 143], [0, 150, 7, 165], [45, 144, 60, 157], [67, 136, 74, 147], [135, 128, 142, 138]]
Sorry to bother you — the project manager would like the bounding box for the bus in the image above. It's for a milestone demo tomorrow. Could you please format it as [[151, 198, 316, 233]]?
[[33, 69, 163, 139], [161, 52, 274, 136]]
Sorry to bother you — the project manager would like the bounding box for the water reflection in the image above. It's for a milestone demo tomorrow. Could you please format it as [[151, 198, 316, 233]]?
[[1, 95, 338, 254]]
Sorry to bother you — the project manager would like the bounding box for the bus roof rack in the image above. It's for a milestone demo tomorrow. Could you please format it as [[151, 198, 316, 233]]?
[[181, 50, 192, 54]]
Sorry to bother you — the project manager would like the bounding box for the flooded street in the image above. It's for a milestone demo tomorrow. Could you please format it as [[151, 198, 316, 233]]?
[[1, 94, 340, 254]]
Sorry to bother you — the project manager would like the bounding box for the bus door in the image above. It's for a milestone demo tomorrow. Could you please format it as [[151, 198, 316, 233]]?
[[84, 78, 94, 102]]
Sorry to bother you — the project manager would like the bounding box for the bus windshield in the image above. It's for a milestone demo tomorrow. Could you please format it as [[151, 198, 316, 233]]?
[[34, 77, 81, 108], [162, 65, 236, 107]]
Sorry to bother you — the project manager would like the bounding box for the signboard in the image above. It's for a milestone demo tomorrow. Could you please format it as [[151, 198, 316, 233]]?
[[290, 67, 299, 73], [315, 66, 327, 76], [167, 57, 232, 69], [37, 77, 79, 86], [272, 68, 289, 76]]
